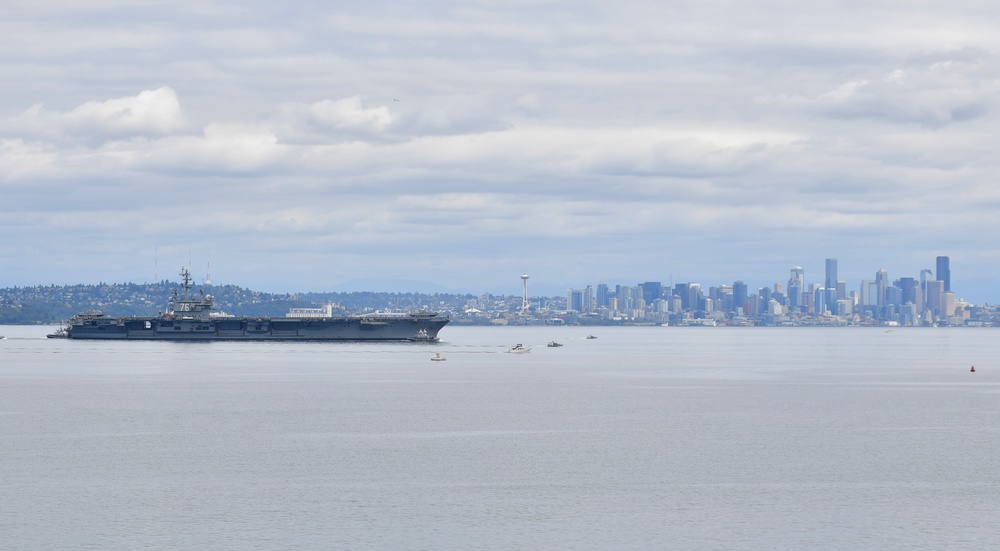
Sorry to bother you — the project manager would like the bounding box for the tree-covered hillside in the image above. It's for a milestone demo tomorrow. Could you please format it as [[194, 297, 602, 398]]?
[[0, 281, 470, 324]]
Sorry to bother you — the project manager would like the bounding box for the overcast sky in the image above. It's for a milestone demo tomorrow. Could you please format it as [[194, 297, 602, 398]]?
[[3, 1, 1000, 301]]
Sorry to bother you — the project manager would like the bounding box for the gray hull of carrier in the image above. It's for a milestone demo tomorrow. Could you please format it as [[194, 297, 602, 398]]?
[[65, 312, 448, 341]]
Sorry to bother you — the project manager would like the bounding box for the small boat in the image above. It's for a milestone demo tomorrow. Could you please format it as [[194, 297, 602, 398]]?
[[586, 334, 597, 339], [431, 352, 446, 361], [47, 327, 68, 339], [506, 343, 531, 354], [547, 341, 563, 347]]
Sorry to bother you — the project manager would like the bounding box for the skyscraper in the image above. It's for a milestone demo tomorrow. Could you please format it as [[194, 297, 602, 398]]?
[[596, 283, 609, 309], [920, 268, 933, 306], [897, 277, 922, 312], [875, 268, 889, 308], [641, 282, 663, 306], [825, 259, 838, 313], [788, 266, 804, 310], [733, 281, 748, 314], [936, 256, 951, 293]]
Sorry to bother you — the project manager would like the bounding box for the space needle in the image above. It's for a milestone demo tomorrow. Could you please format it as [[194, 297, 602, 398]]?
[[521, 274, 530, 315]]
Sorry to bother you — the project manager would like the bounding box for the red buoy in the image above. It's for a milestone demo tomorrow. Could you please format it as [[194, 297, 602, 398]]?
[[971, 365, 976, 372]]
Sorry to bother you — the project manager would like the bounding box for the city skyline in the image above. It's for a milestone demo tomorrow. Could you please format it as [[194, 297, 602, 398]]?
[[550, 254, 972, 307], [534, 254, 989, 327], [4, 3, 1000, 304]]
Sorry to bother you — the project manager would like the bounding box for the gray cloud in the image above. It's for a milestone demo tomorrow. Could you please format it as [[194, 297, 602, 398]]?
[[2, 1, 1000, 302], [8, 87, 185, 145]]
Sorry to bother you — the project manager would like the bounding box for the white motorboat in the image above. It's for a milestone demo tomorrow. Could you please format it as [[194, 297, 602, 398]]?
[[506, 343, 531, 354]]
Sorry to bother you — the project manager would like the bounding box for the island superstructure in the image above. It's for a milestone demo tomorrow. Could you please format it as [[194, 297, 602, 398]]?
[[63, 268, 449, 341]]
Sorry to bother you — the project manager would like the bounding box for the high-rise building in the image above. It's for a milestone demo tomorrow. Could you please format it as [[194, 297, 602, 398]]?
[[596, 283, 609, 309], [875, 269, 889, 308], [825, 259, 838, 310], [897, 277, 922, 313], [688, 283, 704, 311], [814, 287, 827, 315], [566, 289, 583, 312], [673, 283, 691, 310], [617, 285, 636, 311], [733, 281, 748, 314], [641, 282, 662, 306], [920, 269, 933, 307], [859, 280, 876, 306], [936, 256, 951, 293], [942, 291, 956, 319], [788, 267, 804, 310], [926, 280, 944, 317]]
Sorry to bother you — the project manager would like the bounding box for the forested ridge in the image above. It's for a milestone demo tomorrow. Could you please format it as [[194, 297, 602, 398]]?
[[0, 281, 466, 324]]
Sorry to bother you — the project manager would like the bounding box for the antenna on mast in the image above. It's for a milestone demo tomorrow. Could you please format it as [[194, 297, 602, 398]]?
[[180, 267, 192, 293]]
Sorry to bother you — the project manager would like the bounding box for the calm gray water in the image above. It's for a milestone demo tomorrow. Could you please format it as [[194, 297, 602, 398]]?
[[1, 325, 998, 550]]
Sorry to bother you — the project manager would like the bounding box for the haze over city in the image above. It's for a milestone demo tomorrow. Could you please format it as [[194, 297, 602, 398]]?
[[3, 2, 1000, 303]]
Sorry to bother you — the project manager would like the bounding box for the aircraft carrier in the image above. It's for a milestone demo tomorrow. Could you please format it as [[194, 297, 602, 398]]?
[[62, 269, 449, 341]]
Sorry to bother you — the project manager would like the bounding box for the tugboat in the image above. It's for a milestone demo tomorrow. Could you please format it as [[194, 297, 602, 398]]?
[[63, 268, 449, 341], [547, 341, 563, 347]]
